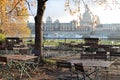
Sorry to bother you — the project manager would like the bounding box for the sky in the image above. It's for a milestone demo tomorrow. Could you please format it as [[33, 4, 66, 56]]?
[[28, 0, 120, 24]]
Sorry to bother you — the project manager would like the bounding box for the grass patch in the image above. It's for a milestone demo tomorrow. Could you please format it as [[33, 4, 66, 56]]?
[[44, 58, 57, 65]]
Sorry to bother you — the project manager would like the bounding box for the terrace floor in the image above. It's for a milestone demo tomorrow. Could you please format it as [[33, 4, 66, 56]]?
[[6, 64, 120, 80], [1, 58, 120, 80], [1, 50, 120, 80]]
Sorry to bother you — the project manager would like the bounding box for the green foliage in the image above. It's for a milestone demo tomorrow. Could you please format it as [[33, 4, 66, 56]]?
[[44, 59, 56, 65], [43, 39, 84, 46], [43, 39, 120, 46], [0, 33, 6, 42]]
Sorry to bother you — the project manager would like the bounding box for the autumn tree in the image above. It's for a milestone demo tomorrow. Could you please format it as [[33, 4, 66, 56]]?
[[0, 0, 8, 33], [0, 0, 30, 37]]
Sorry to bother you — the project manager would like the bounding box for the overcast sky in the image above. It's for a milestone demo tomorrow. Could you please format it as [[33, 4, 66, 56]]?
[[29, 0, 120, 24]]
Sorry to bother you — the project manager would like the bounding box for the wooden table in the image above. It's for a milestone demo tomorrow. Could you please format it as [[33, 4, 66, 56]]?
[[13, 47, 29, 54], [13, 47, 29, 50], [3, 54, 38, 79], [3, 54, 37, 61], [67, 59, 114, 80], [68, 59, 114, 67]]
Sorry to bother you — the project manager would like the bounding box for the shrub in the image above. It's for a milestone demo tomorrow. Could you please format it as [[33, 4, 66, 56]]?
[[0, 33, 6, 42]]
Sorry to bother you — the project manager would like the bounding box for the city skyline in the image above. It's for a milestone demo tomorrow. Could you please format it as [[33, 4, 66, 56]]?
[[29, 0, 120, 24]]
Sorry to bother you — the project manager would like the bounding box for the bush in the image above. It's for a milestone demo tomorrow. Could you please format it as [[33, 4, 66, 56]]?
[[0, 33, 6, 42]]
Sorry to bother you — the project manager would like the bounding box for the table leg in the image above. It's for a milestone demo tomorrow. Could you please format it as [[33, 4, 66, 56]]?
[[17, 62, 32, 79]]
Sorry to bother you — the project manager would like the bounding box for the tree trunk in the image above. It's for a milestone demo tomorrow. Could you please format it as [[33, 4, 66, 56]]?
[[34, 0, 47, 63]]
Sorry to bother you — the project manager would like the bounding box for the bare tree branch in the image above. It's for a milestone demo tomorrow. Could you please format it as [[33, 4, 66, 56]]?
[[7, 1, 21, 14], [25, 0, 31, 10]]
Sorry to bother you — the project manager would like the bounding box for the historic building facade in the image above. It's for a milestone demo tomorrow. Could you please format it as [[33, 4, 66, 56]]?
[[28, 6, 120, 38], [44, 17, 76, 32]]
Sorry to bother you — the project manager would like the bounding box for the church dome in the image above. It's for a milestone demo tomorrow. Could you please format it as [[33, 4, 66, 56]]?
[[54, 19, 60, 23], [82, 8, 91, 22], [80, 5, 93, 27], [46, 16, 52, 23]]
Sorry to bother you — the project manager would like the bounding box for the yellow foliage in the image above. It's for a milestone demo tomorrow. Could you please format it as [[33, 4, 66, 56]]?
[[0, 0, 30, 37]]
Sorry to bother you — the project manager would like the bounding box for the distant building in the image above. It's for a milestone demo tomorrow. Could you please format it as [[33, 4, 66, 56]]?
[[95, 24, 120, 38], [44, 16, 76, 32], [80, 5, 93, 27], [28, 6, 120, 39]]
